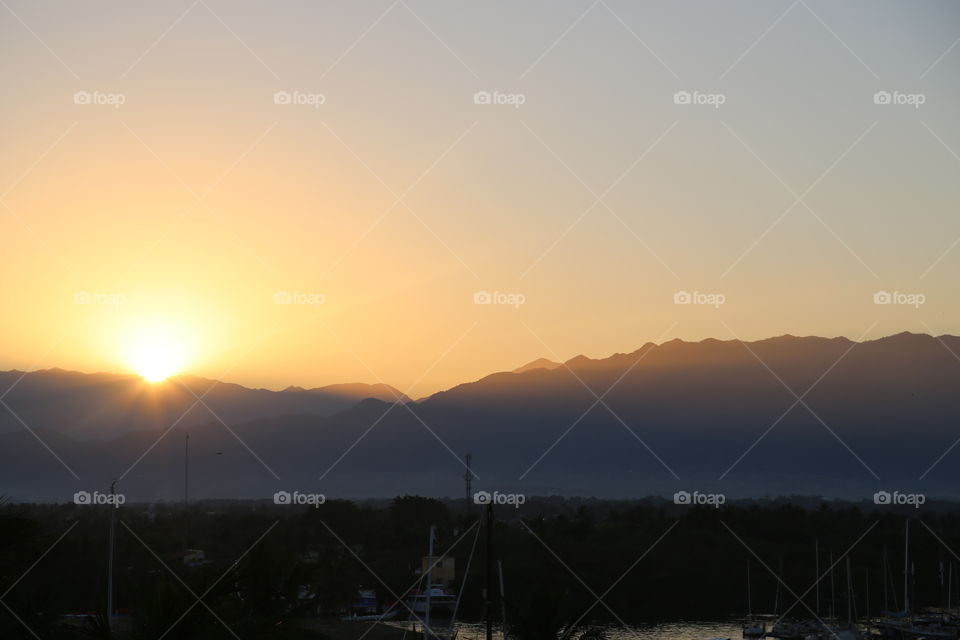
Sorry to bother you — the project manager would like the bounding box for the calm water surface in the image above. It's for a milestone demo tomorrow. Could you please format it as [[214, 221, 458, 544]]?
[[402, 621, 745, 640]]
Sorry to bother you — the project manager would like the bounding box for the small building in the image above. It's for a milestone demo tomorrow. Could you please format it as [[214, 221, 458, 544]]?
[[420, 556, 455, 587]]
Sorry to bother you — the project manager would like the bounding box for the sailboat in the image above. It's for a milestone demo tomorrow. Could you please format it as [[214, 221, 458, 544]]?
[[876, 521, 958, 640], [744, 560, 766, 637]]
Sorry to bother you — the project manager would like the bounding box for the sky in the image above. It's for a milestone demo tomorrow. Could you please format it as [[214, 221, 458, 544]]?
[[1, 0, 959, 397]]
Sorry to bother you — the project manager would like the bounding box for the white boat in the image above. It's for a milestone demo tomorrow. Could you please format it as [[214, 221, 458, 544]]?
[[405, 584, 457, 615]]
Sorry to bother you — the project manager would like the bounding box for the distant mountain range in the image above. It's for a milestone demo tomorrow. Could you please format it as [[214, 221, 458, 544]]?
[[2, 332, 959, 502], [0, 369, 407, 440]]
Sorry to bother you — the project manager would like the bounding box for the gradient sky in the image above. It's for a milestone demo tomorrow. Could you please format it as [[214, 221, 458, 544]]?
[[2, 0, 959, 396]]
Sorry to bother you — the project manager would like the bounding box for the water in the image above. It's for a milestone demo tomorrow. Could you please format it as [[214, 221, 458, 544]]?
[[400, 620, 745, 640]]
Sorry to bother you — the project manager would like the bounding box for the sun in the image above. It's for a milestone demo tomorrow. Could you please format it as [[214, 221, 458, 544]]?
[[123, 319, 192, 383]]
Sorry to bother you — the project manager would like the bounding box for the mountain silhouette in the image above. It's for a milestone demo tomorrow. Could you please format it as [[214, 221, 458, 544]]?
[[2, 332, 959, 501], [0, 369, 407, 440]]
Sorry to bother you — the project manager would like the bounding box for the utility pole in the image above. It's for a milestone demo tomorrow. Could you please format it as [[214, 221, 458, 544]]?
[[424, 526, 435, 640], [184, 433, 189, 551], [498, 560, 507, 638], [904, 520, 910, 614], [463, 454, 473, 517], [485, 502, 493, 640], [815, 539, 820, 615], [107, 479, 117, 632]]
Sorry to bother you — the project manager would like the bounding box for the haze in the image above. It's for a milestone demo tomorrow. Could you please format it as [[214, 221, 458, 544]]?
[[2, 0, 959, 396]]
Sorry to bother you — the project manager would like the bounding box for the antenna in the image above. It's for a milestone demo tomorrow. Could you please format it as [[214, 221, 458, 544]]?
[[463, 453, 473, 510]]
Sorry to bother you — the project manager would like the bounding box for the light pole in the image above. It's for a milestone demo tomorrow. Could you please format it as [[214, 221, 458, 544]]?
[[107, 479, 117, 632]]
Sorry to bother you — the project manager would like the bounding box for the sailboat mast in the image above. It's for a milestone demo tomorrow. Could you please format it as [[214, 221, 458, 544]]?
[[816, 539, 820, 615], [747, 560, 753, 619], [485, 503, 493, 640], [846, 556, 852, 625], [425, 525, 435, 640], [904, 520, 910, 613], [830, 551, 836, 620]]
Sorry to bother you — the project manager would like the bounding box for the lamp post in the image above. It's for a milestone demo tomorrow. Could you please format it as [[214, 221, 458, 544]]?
[[107, 479, 117, 632]]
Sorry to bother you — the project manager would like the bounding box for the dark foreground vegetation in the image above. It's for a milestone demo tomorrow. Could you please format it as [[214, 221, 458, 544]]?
[[2, 496, 959, 639]]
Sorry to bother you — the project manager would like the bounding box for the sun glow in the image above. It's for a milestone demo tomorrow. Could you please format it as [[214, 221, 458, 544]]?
[[123, 319, 193, 382]]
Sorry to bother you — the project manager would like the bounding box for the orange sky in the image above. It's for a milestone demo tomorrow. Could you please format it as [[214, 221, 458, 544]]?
[[1, 1, 958, 396]]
